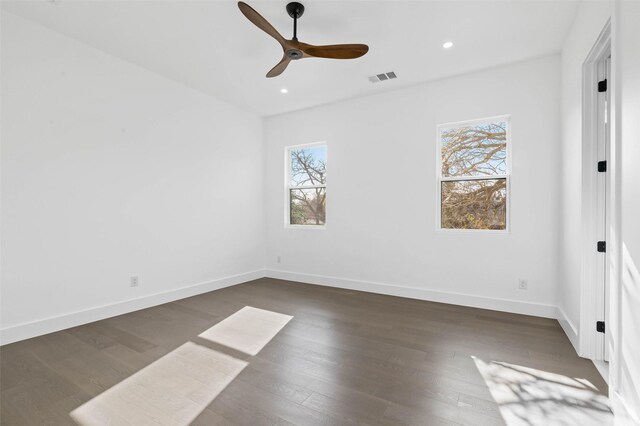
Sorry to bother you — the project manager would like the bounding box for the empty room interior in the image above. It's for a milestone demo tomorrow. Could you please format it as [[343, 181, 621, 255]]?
[[1, 0, 640, 425]]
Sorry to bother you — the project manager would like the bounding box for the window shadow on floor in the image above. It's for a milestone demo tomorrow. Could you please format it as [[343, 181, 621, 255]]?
[[472, 356, 613, 425]]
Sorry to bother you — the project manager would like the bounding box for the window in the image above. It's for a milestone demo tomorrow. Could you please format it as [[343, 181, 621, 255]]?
[[286, 143, 327, 227], [437, 116, 509, 231]]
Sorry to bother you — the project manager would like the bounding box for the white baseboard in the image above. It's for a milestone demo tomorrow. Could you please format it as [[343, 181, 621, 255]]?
[[557, 305, 580, 354], [0, 269, 569, 347], [0, 269, 265, 346], [265, 269, 558, 318]]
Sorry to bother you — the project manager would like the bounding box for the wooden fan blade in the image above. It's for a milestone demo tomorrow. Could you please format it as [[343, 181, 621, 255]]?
[[266, 56, 291, 78], [300, 43, 369, 59], [238, 1, 286, 48]]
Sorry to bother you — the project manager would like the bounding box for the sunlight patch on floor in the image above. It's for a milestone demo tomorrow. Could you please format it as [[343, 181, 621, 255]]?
[[472, 356, 613, 426], [71, 342, 248, 425], [199, 306, 293, 356], [70, 306, 294, 425]]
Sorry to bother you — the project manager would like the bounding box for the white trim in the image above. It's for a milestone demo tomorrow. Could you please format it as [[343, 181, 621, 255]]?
[[285, 141, 327, 150], [2, 270, 569, 350], [289, 184, 325, 190], [438, 114, 511, 131], [557, 305, 580, 354], [436, 115, 511, 233], [592, 359, 610, 385], [580, 21, 611, 360], [0, 269, 265, 346], [555, 309, 610, 388], [284, 142, 327, 229], [265, 269, 557, 318], [610, 390, 640, 426], [438, 175, 505, 182], [285, 224, 326, 231]]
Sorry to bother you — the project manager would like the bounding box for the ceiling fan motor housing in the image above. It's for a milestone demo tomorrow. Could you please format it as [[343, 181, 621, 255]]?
[[286, 49, 303, 59]]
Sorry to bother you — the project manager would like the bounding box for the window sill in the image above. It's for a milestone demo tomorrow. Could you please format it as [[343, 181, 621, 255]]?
[[437, 227, 510, 235], [285, 224, 327, 231]]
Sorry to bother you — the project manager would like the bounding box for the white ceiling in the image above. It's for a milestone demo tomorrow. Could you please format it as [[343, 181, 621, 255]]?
[[2, 0, 580, 116]]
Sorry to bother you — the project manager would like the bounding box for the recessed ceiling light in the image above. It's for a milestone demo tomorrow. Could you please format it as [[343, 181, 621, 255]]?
[[443, 41, 454, 49], [280, 88, 288, 94]]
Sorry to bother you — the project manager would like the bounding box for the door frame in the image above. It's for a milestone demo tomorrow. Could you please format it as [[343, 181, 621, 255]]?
[[580, 20, 611, 361]]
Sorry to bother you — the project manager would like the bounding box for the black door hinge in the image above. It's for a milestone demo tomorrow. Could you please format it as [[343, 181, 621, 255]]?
[[597, 241, 606, 253], [598, 161, 607, 172], [596, 321, 605, 333], [598, 79, 607, 92]]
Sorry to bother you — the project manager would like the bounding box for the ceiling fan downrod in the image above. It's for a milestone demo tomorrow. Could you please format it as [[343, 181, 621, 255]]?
[[286, 2, 305, 41]]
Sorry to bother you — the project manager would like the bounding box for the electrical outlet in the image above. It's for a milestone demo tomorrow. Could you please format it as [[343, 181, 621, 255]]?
[[277, 256, 281, 264], [130, 276, 139, 287], [518, 279, 528, 290]]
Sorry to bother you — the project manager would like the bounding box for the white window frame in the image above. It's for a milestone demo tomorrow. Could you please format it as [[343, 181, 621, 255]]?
[[436, 115, 511, 233], [285, 142, 327, 230]]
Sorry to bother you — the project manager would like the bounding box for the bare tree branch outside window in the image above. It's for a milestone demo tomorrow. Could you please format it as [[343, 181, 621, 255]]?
[[440, 120, 508, 230], [288, 146, 326, 225]]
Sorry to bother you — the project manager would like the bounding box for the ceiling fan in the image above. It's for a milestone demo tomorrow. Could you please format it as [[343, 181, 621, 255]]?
[[237, 1, 369, 78]]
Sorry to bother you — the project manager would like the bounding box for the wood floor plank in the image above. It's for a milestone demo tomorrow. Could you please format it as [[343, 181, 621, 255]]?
[[233, 366, 314, 404], [84, 320, 158, 353], [207, 380, 348, 426]]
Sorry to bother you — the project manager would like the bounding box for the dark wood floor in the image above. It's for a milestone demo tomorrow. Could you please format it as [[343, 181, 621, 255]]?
[[0, 278, 609, 425]]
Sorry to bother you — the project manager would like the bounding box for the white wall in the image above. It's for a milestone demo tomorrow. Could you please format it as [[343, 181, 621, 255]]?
[[0, 13, 265, 343], [264, 55, 561, 317], [612, 0, 640, 421], [558, 0, 612, 345]]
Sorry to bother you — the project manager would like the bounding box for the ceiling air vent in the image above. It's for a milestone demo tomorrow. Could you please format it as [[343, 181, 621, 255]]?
[[368, 71, 398, 83]]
